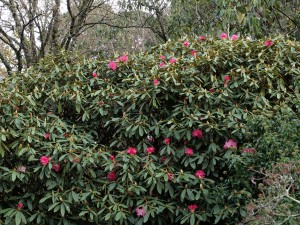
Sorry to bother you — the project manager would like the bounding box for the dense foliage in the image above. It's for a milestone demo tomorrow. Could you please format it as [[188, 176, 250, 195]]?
[[0, 35, 299, 225]]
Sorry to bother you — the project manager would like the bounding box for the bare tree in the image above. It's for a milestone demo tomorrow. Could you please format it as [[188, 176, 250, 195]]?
[[0, 0, 119, 75]]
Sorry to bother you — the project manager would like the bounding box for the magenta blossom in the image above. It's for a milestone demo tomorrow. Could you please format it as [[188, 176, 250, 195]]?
[[118, 54, 128, 62], [264, 40, 273, 47], [160, 55, 165, 60], [231, 34, 239, 41], [44, 133, 50, 139], [220, 33, 228, 39], [92, 72, 97, 78], [153, 78, 159, 86], [40, 156, 50, 166], [192, 129, 203, 138], [224, 75, 230, 87], [195, 170, 205, 179], [223, 139, 238, 150], [190, 50, 197, 56], [136, 206, 146, 217], [109, 155, 115, 160], [169, 58, 177, 64], [188, 204, 198, 213], [185, 148, 194, 156], [183, 41, 190, 47], [51, 163, 60, 172], [146, 147, 155, 154], [159, 62, 165, 68], [17, 203, 23, 210], [107, 171, 117, 181], [108, 61, 117, 71], [164, 138, 170, 145], [199, 35, 206, 41], [127, 147, 137, 155], [167, 172, 174, 181]]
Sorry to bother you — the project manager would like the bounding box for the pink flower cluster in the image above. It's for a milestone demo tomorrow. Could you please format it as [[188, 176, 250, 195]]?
[[39, 156, 60, 172], [127, 147, 137, 155], [223, 139, 238, 150], [188, 204, 198, 213], [220, 33, 239, 40]]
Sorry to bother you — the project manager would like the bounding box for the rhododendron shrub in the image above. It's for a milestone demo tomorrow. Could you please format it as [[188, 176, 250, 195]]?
[[0, 36, 299, 225]]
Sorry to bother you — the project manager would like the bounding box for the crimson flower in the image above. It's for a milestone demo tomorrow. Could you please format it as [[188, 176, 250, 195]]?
[[17, 203, 23, 210], [92, 72, 97, 78], [164, 138, 170, 145], [160, 55, 165, 60], [127, 147, 137, 155], [185, 148, 194, 156], [199, 35, 206, 41], [188, 204, 198, 213], [146, 147, 155, 154], [40, 156, 50, 166], [192, 129, 203, 138], [195, 170, 205, 179], [65, 132, 69, 138], [107, 171, 117, 181], [167, 172, 174, 181], [109, 155, 115, 160], [51, 163, 60, 172], [224, 75, 230, 87], [190, 50, 197, 56], [44, 133, 50, 139]]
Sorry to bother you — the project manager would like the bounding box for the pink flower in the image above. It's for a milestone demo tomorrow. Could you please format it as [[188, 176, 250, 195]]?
[[164, 138, 170, 145], [40, 156, 50, 166], [192, 129, 203, 139], [169, 58, 177, 64], [242, 148, 256, 154], [167, 172, 174, 181], [224, 75, 230, 87], [264, 40, 273, 47], [190, 50, 197, 56], [188, 204, 198, 213], [107, 171, 117, 181], [17, 166, 26, 173], [220, 33, 228, 39], [51, 163, 60, 172], [44, 133, 50, 139], [118, 54, 128, 62], [109, 155, 115, 160], [17, 203, 23, 210], [209, 88, 215, 93], [108, 61, 117, 71], [153, 79, 159, 86], [135, 206, 146, 217], [195, 170, 205, 179], [160, 55, 165, 60], [223, 139, 238, 150], [127, 147, 137, 155], [185, 148, 194, 156], [159, 62, 165, 68], [146, 147, 155, 154], [183, 41, 190, 47], [231, 34, 239, 41], [199, 36, 206, 41], [92, 72, 97, 78]]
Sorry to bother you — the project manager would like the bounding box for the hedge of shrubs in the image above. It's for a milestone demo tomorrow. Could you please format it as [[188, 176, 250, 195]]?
[[0, 34, 299, 225]]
